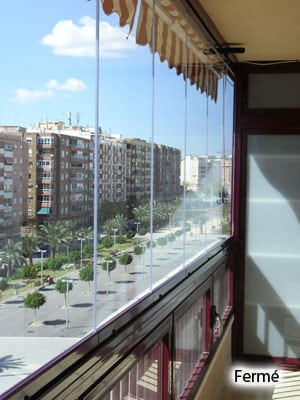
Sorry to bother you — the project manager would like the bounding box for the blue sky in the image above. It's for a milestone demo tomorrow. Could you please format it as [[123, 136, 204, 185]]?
[[0, 0, 233, 154]]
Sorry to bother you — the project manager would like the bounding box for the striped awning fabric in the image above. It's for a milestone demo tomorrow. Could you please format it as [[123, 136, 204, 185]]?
[[101, 0, 221, 100]]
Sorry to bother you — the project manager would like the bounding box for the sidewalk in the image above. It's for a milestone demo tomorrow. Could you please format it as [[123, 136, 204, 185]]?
[[0, 227, 224, 395], [0, 337, 78, 395]]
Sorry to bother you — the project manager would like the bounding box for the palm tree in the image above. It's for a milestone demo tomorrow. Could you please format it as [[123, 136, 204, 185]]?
[[111, 214, 126, 234], [60, 220, 76, 255], [102, 219, 116, 237], [38, 222, 67, 258], [77, 226, 93, 242], [22, 234, 40, 266], [0, 239, 26, 277], [132, 205, 150, 223]]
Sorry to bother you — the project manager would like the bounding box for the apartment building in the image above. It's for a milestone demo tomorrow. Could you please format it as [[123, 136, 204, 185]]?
[[155, 144, 181, 202], [0, 128, 28, 240], [124, 138, 181, 210], [181, 154, 232, 195], [0, 122, 181, 233], [25, 124, 94, 227], [124, 138, 152, 209], [98, 134, 127, 203], [180, 154, 207, 192]]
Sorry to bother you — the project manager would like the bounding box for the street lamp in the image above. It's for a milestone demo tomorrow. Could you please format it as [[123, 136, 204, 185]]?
[[103, 259, 113, 285], [112, 228, 118, 255], [37, 249, 47, 286], [61, 278, 72, 328], [168, 213, 172, 229], [78, 238, 85, 270], [134, 221, 140, 235]]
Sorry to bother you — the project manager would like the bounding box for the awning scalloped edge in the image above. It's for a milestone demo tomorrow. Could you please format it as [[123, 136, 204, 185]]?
[[101, 0, 220, 100]]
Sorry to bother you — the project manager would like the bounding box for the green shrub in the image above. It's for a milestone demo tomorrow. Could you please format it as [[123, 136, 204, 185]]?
[[68, 250, 81, 263], [83, 243, 93, 257], [43, 257, 63, 271], [116, 235, 126, 244], [146, 240, 156, 248], [21, 265, 38, 280], [175, 229, 183, 237], [157, 236, 168, 246], [138, 227, 147, 236], [167, 233, 176, 243], [100, 237, 113, 248], [126, 231, 135, 239], [134, 245, 144, 256], [0, 278, 8, 291]]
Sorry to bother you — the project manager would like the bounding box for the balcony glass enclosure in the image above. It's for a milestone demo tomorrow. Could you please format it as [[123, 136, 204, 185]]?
[[0, 1, 233, 395]]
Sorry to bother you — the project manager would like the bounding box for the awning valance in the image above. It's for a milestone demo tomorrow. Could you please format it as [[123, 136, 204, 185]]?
[[37, 207, 51, 215], [101, 0, 221, 100]]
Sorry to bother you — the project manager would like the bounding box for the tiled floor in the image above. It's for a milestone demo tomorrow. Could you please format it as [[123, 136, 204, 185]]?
[[219, 370, 300, 400]]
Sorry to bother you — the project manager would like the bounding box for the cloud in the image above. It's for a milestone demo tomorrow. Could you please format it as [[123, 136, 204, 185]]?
[[11, 78, 87, 103], [41, 17, 135, 58], [46, 78, 87, 93], [11, 88, 54, 104]]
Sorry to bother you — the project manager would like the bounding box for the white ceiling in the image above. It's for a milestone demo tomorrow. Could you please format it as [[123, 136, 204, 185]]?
[[198, 0, 300, 62]]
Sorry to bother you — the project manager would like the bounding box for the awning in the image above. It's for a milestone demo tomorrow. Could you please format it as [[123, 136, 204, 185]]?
[[37, 208, 51, 215], [101, 0, 221, 100]]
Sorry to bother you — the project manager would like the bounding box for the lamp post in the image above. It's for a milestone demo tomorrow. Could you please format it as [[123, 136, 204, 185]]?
[[104, 259, 113, 284], [37, 249, 47, 286], [112, 228, 118, 255], [168, 212, 172, 229], [62, 278, 72, 328], [134, 221, 140, 235], [78, 238, 85, 270]]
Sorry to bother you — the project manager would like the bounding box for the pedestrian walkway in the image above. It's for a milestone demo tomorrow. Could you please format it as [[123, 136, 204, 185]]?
[[0, 225, 225, 395]]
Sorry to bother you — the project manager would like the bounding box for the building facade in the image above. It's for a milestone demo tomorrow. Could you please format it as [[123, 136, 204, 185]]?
[[181, 154, 232, 196], [0, 129, 28, 240], [25, 125, 94, 227]]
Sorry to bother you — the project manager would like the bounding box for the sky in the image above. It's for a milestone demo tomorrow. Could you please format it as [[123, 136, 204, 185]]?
[[0, 0, 233, 155]]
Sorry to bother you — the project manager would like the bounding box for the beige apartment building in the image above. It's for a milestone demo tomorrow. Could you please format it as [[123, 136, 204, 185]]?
[[154, 144, 181, 202], [0, 123, 182, 235], [181, 154, 232, 195], [99, 134, 127, 203], [25, 124, 94, 228], [0, 128, 28, 240], [124, 138, 181, 212]]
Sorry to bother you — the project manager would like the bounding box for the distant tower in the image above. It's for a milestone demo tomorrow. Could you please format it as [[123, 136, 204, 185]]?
[[76, 112, 80, 127], [67, 110, 72, 126]]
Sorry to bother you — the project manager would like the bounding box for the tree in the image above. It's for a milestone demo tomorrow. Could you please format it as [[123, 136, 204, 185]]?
[[0, 239, 25, 278], [111, 214, 126, 234], [79, 266, 94, 293], [157, 236, 168, 247], [60, 220, 76, 255], [134, 245, 144, 266], [77, 226, 93, 242], [24, 291, 46, 324], [55, 279, 73, 308], [38, 222, 67, 258], [167, 233, 176, 244], [100, 256, 116, 283], [132, 205, 150, 224], [118, 253, 133, 275], [156, 236, 168, 252], [22, 234, 40, 266]]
